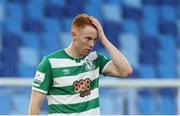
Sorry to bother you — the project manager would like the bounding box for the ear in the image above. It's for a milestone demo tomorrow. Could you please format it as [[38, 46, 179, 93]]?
[[71, 30, 77, 41]]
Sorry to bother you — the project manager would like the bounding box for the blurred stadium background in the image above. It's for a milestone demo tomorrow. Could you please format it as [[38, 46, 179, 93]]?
[[0, 0, 180, 115]]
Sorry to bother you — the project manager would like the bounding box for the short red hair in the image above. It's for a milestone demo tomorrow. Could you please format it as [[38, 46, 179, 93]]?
[[72, 14, 95, 30]]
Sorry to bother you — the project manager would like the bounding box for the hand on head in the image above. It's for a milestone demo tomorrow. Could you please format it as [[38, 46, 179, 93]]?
[[88, 16, 106, 41]]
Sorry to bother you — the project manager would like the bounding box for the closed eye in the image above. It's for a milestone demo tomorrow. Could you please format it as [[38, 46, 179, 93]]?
[[86, 37, 92, 40]]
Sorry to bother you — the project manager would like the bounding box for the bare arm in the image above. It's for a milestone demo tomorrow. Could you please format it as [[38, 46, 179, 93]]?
[[89, 16, 133, 77], [28, 90, 46, 115], [100, 39, 132, 77]]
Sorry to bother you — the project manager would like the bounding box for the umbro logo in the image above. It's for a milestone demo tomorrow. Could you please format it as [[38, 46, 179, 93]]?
[[62, 69, 70, 74]]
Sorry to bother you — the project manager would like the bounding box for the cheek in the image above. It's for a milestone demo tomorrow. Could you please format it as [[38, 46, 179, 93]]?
[[77, 41, 86, 49], [80, 39, 88, 45]]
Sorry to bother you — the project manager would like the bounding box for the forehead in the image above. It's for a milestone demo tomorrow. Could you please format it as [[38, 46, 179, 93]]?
[[79, 26, 97, 38]]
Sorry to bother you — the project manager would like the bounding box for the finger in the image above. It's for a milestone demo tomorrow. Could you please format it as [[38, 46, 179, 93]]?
[[89, 17, 98, 26], [89, 16, 99, 23], [90, 16, 100, 23], [91, 21, 99, 29], [89, 16, 94, 21], [89, 16, 102, 30], [89, 17, 96, 24], [90, 18, 100, 27]]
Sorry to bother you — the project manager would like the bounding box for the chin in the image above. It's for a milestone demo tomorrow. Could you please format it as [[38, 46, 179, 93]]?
[[83, 52, 90, 56], [83, 53, 89, 56]]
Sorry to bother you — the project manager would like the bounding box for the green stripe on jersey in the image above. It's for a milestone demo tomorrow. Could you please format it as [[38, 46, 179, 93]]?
[[48, 97, 99, 114], [48, 78, 99, 95], [52, 59, 99, 78]]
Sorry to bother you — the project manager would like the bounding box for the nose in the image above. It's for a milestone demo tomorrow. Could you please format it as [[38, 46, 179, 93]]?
[[89, 40, 94, 48]]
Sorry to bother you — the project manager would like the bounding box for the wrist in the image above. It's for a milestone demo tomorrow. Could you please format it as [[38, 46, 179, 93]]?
[[99, 33, 106, 41], [100, 37, 109, 45]]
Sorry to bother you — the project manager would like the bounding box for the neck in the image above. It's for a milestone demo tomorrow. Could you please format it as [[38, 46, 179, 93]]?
[[65, 43, 83, 59]]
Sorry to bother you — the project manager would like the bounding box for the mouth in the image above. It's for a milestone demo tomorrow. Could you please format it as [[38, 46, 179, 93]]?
[[85, 49, 91, 53]]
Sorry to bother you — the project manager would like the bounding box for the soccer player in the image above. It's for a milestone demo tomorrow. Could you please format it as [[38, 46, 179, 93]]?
[[28, 14, 133, 115]]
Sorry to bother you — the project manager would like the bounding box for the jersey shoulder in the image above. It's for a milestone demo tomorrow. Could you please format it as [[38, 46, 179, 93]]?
[[45, 50, 67, 59]]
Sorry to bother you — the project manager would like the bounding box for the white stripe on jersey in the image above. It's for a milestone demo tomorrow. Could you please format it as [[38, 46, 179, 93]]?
[[32, 87, 47, 94], [49, 58, 82, 68], [49, 52, 98, 68], [102, 60, 112, 74], [52, 68, 99, 87]]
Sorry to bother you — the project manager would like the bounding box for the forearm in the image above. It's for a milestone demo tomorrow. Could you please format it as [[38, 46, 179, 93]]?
[[28, 107, 40, 115], [28, 90, 45, 115], [28, 102, 41, 115], [101, 37, 132, 76]]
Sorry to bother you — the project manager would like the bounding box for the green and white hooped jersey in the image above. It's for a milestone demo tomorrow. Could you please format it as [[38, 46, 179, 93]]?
[[32, 50, 111, 115]]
